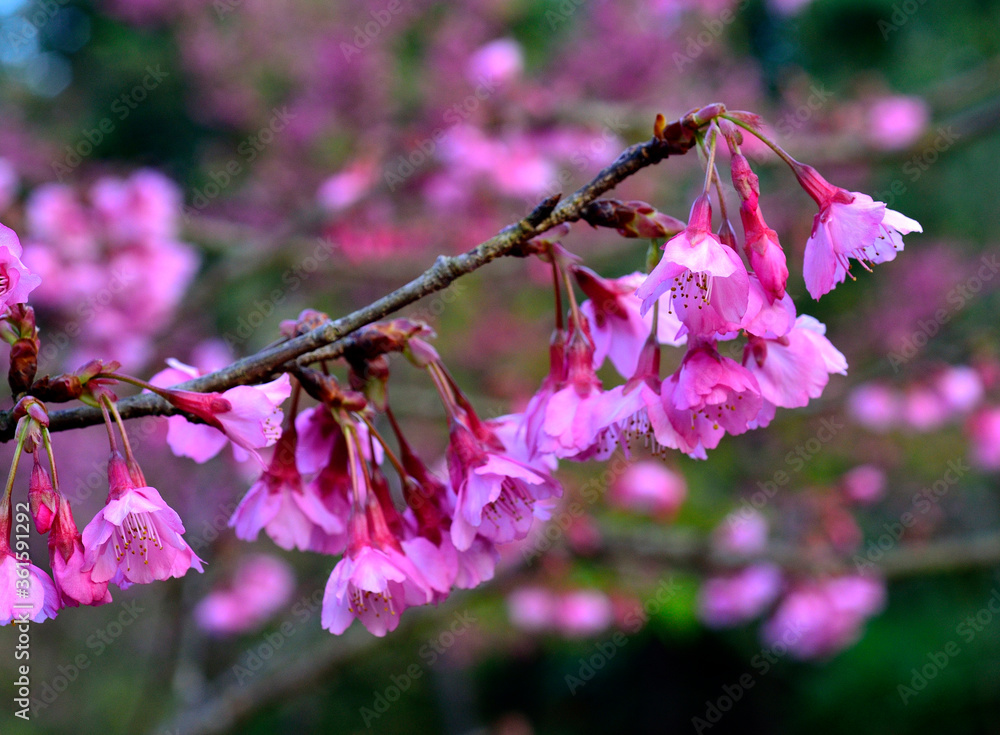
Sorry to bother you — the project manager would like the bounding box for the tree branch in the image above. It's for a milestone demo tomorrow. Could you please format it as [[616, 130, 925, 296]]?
[[2, 111, 704, 441]]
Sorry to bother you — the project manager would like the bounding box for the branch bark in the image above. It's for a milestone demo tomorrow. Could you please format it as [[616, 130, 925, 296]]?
[[1, 111, 704, 441]]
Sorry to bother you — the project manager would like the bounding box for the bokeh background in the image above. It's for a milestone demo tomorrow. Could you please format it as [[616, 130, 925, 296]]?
[[1, 0, 1000, 733]]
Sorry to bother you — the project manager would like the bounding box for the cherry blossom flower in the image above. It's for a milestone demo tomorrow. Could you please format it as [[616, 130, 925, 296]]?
[[0, 223, 42, 308], [447, 419, 561, 551], [0, 550, 60, 625], [744, 315, 847, 411], [671, 338, 763, 436], [794, 163, 921, 299], [150, 359, 291, 463], [81, 452, 205, 586], [321, 504, 436, 637], [229, 423, 345, 553], [635, 195, 750, 338], [576, 267, 685, 378], [48, 497, 113, 608]]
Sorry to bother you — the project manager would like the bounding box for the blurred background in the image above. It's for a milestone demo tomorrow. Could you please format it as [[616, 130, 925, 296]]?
[[1, 0, 1000, 733]]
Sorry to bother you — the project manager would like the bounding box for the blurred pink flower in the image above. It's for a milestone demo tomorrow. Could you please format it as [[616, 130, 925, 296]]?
[[760, 575, 885, 659], [968, 407, 1000, 470], [713, 510, 769, 556], [848, 383, 902, 432], [195, 554, 296, 635], [841, 465, 886, 505], [467, 38, 523, 86], [935, 366, 984, 415], [508, 586, 557, 632], [610, 461, 687, 518], [698, 564, 783, 628], [866, 95, 929, 151], [554, 589, 615, 638]]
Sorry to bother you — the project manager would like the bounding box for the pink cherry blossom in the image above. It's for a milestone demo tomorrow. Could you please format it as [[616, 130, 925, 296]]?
[[610, 461, 687, 518], [671, 338, 763, 437], [744, 315, 847, 410], [49, 496, 113, 608], [151, 359, 291, 463], [698, 564, 783, 628], [229, 424, 346, 553], [576, 267, 685, 378], [0, 223, 42, 308], [82, 453, 205, 586], [0, 551, 60, 625], [321, 507, 436, 637], [447, 419, 561, 551], [635, 195, 750, 337], [795, 163, 922, 299]]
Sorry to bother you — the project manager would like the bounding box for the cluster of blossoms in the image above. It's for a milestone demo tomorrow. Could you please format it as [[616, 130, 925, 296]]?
[[1, 106, 922, 652], [846, 363, 1000, 472], [697, 509, 886, 659], [21, 170, 198, 368]]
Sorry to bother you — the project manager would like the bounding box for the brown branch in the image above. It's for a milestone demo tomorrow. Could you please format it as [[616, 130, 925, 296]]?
[[598, 526, 1000, 580], [0, 109, 704, 441]]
